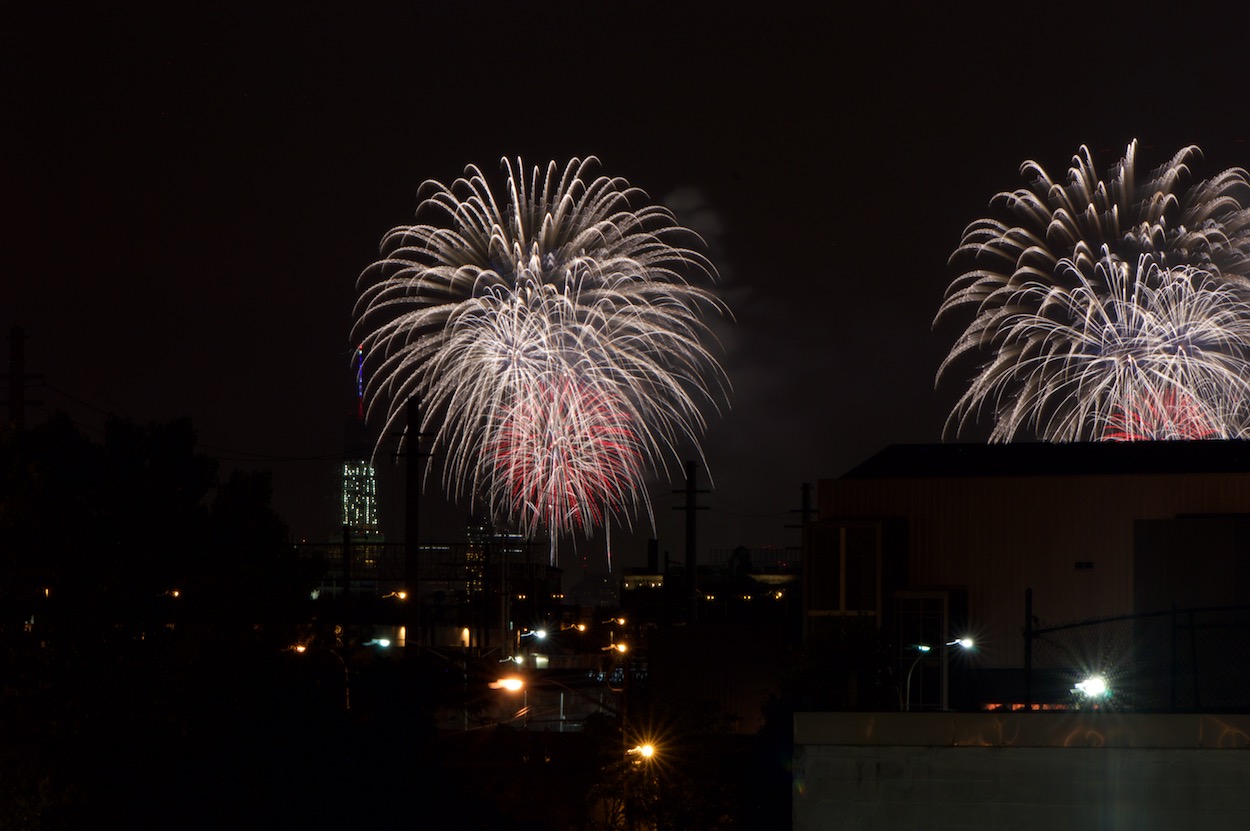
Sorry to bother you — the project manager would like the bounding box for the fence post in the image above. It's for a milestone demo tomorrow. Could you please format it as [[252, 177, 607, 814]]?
[[1024, 588, 1033, 710], [1188, 608, 1200, 709], [1170, 603, 1178, 711]]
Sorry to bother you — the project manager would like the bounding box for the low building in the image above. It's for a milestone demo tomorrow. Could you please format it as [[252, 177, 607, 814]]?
[[809, 441, 1250, 709]]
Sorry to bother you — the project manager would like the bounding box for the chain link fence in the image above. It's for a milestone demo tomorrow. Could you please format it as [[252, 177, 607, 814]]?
[[1027, 605, 1250, 711]]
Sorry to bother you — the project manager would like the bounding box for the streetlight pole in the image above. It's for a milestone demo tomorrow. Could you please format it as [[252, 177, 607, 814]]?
[[331, 649, 350, 712], [904, 638, 974, 711], [903, 645, 931, 712], [292, 644, 350, 711]]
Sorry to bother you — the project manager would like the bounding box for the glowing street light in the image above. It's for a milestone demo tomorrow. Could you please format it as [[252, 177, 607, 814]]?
[[628, 743, 655, 759], [904, 637, 975, 711], [290, 643, 351, 711], [1075, 674, 1110, 699], [491, 673, 626, 730]]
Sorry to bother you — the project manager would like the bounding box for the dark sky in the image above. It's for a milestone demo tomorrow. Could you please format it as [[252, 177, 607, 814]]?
[[7, 3, 1250, 571]]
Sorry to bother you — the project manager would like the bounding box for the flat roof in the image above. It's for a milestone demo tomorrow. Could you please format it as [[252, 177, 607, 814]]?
[[840, 441, 1250, 480]]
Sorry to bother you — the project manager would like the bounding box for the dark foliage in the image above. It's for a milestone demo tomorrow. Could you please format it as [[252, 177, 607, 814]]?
[[0, 415, 326, 829]]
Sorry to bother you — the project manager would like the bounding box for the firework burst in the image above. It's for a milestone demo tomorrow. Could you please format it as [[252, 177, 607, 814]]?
[[486, 374, 643, 535], [938, 141, 1250, 440], [352, 157, 728, 543], [958, 256, 1250, 441]]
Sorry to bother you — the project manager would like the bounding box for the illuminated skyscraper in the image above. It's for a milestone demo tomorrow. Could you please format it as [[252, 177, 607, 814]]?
[[342, 341, 381, 536], [337, 345, 384, 600], [341, 459, 378, 531]]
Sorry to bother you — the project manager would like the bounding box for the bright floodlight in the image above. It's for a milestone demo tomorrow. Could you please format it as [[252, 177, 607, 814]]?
[[491, 677, 525, 692], [949, 638, 974, 650], [1075, 674, 1109, 698]]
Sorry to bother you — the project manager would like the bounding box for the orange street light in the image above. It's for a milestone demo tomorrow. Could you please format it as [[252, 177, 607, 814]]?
[[628, 743, 656, 760]]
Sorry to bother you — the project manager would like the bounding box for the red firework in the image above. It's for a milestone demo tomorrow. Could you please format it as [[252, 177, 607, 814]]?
[[1103, 388, 1219, 441], [486, 376, 643, 536]]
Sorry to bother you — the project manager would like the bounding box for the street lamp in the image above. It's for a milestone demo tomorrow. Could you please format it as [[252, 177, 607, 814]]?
[[291, 643, 351, 711], [904, 637, 975, 711], [903, 645, 932, 712], [492, 673, 624, 731], [491, 677, 525, 692], [1075, 674, 1110, 700], [289, 637, 393, 712], [627, 743, 656, 761]]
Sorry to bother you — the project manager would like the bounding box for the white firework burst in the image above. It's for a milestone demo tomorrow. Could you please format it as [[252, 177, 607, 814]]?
[[938, 140, 1250, 440], [352, 157, 729, 543], [960, 255, 1250, 441]]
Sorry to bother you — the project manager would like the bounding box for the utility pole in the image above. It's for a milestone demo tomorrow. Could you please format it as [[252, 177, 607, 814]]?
[[341, 523, 353, 605], [672, 460, 708, 621], [786, 483, 817, 547], [400, 397, 429, 653], [1023, 587, 1033, 710]]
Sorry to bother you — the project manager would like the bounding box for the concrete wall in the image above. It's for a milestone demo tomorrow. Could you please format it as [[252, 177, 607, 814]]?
[[795, 712, 1250, 831]]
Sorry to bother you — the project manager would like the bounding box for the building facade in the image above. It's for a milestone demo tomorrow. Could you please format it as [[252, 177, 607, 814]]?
[[809, 441, 1250, 709]]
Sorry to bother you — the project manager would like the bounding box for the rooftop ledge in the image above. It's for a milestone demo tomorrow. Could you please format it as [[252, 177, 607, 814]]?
[[795, 712, 1250, 750]]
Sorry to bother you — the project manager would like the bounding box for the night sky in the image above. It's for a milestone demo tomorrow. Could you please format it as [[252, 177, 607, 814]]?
[[8, 3, 1250, 570]]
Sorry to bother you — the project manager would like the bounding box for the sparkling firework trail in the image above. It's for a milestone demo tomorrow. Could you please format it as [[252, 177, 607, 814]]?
[[352, 157, 729, 548], [958, 256, 1250, 441], [486, 375, 643, 538], [937, 141, 1250, 440]]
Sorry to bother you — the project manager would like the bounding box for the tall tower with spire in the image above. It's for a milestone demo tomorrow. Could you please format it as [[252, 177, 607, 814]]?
[[342, 342, 380, 536]]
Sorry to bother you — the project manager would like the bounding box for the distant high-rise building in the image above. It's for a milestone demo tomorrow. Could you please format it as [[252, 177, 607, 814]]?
[[464, 512, 527, 596], [341, 459, 378, 531], [340, 394, 381, 535], [335, 346, 385, 597]]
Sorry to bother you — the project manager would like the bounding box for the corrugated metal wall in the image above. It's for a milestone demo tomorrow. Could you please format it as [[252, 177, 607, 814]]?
[[816, 472, 1250, 667]]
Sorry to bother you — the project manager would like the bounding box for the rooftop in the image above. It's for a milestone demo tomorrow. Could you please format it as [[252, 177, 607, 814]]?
[[840, 440, 1250, 480]]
